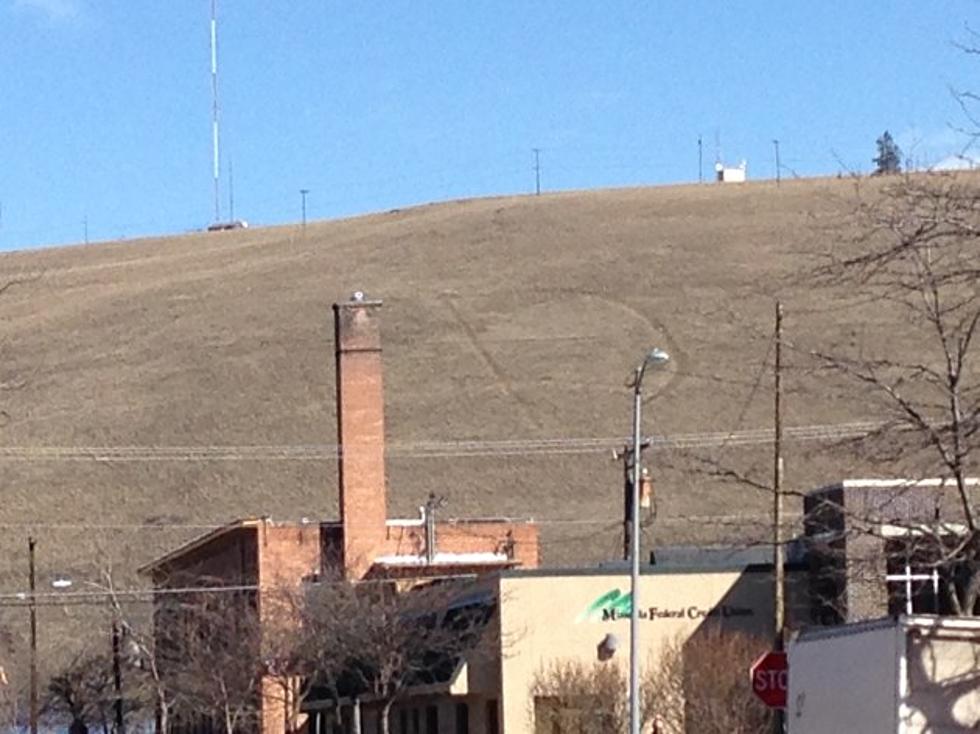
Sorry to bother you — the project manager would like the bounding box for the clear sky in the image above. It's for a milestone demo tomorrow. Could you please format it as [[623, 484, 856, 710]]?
[[1, 1, 978, 251]]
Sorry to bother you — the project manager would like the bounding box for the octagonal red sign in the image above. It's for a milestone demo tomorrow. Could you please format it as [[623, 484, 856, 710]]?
[[750, 650, 787, 709]]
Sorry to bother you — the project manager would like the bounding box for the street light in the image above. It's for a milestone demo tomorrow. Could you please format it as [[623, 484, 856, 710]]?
[[628, 347, 669, 734]]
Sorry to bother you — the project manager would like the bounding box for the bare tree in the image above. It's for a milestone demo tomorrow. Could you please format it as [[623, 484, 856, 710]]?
[[809, 172, 980, 615], [102, 576, 177, 734], [647, 629, 773, 734], [294, 576, 494, 734], [530, 629, 772, 734], [530, 660, 628, 733], [170, 590, 265, 734], [43, 651, 117, 734]]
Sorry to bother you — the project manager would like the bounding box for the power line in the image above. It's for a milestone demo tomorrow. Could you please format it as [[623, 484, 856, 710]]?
[[0, 513, 800, 532], [0, 421, 884, 462]]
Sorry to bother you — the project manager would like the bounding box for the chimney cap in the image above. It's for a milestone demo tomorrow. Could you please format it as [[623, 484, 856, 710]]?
[[334, 291, 383, 309]]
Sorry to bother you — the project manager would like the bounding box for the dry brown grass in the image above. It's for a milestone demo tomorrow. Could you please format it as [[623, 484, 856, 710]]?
[[0, 174, 963, 621]]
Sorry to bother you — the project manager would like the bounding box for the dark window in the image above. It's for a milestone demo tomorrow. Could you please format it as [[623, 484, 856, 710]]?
[[412, 708, 421, 734], [807, 540, 846, 625], [426, 705, 439, 734], [884, 539, 963, 616], [455, 702, 469, 734], [486, 700, 500, 734], [399, 709, 408, 734]]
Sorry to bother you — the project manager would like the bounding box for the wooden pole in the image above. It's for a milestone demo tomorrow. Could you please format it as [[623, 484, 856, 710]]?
[[773, 302, 785, 734], [774, 301, 785, 639], [28, 537, 37, 734]]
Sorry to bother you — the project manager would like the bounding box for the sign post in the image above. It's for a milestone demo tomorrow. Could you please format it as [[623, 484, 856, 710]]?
[[750, 651, 788, 709]]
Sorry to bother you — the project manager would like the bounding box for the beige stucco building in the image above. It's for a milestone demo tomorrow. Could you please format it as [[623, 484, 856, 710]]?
[[306, 562, 793, 734]]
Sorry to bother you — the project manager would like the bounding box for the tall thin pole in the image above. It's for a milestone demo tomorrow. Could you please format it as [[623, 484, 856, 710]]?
[[28, 537, 37, 734], [628, 368, 642, 734], [773, 300, 784, 638], [210, 0, 221, 223], [621, 445, 632, 561], [773, 139, 781, 186], [300, 189, 309, 228], [228, 158, 235, 222], [532, 148, 541, 196], [83, 216, 89, 245], [773, 300, 785, 733], [112, 620, 125, 734], [698, 135, 703, 184]]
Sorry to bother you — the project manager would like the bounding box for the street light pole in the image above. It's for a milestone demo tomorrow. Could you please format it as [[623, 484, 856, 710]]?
[[628, 348, 669, 734], [629, 366, 643, 734]]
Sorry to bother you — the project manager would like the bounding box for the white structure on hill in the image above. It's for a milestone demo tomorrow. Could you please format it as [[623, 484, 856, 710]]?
[[715, 160, 747, 183]]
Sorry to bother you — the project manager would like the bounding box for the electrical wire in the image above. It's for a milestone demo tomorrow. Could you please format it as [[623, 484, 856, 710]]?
[[0, 420, 883, 462]]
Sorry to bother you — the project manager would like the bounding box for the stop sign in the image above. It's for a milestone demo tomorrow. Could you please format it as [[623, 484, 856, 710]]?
[[750, 651, 788, 709]]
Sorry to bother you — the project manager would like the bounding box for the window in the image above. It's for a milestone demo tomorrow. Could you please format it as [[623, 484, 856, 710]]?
[[884, 539, 957, 616], [455, 702, 469, 734], [425, 705, 439, 734]]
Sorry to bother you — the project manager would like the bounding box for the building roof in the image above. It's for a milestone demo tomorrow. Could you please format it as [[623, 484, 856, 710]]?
[[500, 543, 805, 578], [793, 614, 980, 643], [810, 478, 980, 495], [137, 517, 268, 574]]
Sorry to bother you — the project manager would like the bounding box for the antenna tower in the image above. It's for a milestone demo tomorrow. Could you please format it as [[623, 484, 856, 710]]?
[[210, 0, 221, 223]]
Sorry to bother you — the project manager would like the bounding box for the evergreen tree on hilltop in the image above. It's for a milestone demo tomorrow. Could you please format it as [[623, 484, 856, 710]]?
[[873, 131, 902, 175]]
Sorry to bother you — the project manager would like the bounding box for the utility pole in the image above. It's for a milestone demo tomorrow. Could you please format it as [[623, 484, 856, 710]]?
[[773, 301, 785, 733], [300, 189, 309, 228], [228, 158, 235, 222], [532, 148, 541, 196], [773, 139, 781, 186], [614, 441, 650, 560], [698, 135, 703, 183], [112, 620, 125, 734], [83, 216, 89, 245], [28, 537, 37, 734]]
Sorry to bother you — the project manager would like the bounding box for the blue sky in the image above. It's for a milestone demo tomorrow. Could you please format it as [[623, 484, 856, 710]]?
[[1, 1, 978, 250]]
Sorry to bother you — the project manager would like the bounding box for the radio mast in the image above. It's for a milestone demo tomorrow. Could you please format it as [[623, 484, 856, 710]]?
[[210, 0, 221, 223]]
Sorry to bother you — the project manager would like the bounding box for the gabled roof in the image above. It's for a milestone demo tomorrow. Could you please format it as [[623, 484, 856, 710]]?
[[138, 517, 267, 575]]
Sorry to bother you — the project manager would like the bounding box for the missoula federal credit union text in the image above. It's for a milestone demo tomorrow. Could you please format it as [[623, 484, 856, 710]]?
[[577, 588, 754, 623]]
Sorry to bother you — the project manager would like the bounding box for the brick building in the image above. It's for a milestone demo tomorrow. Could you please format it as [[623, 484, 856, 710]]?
[[141, 294, 539, 734], [804, 478, 980, 624]]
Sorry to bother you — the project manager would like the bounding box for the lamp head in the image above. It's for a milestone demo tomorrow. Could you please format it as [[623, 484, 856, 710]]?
[[644, 348, 670, 367]]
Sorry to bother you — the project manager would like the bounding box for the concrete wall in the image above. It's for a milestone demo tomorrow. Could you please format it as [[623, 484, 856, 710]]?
[[498, 568, 775, 734]]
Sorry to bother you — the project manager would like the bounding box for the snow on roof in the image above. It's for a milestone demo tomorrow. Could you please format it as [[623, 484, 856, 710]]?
[[373, 551, 511, 567]]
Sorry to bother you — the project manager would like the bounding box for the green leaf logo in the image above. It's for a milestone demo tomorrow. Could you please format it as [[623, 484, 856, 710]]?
[[577, 588, 632, 622]]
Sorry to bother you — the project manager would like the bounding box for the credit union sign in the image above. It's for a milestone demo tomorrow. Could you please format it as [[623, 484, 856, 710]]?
[[576, 588, 754, 623]]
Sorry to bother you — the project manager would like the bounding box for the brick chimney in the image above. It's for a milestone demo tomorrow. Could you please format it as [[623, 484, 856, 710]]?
[[334, 292, 387, 579]]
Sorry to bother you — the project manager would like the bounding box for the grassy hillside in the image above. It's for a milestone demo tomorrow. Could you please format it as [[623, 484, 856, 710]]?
[[0, 175, 931, 593]]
